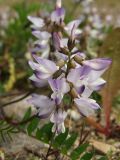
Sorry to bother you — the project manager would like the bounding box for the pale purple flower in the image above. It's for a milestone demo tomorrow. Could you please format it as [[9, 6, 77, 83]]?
[[27, 16, 45, 29], [67, 66, 106, 97], [28, 94, 67, 133], [51, 0, 65, 24], [83, 58, 112, 71], [74, 97, 100, 116], [64, 20, 82, 39], [33, 41, 50, 58], [50, 109, 67, 133], [28, 94, 55, 119], [48, 77, 70, 105], [29, 54, 59, 80], [29, 74, 47, 87], [32, 31, 51, 41], [31, 31, 51, 58], [51, 8, 65, 23]]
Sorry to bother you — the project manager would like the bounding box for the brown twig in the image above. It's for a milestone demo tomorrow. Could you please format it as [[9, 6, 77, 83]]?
[[0, 89, 35, 109]]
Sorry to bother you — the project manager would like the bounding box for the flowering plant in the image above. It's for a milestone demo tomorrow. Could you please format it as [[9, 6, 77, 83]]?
[[27, 0, 111, 134]]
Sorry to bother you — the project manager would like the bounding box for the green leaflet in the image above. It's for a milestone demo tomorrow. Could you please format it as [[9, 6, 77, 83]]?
[[36, 123, 53, 143], [61, 133, 78, 154], [71, 143, 89, 160], [20, 107, 32, 129], [80, 152, 94, 160], [22, 107, 32, 121], [53, 128, 69, 148], [27, 117, 39, 135]]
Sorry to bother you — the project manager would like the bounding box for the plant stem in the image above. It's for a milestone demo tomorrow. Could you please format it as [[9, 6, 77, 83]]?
[[45, 129, 57, 160]]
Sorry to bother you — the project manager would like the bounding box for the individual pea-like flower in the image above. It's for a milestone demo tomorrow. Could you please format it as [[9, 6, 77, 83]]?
[[67, 65, 107, 97], [82, 58, 112, 71], [74, 97, 100, 116], [64, 20, 82, 40], [50, 109, 67, 133], [27, 16, 45, 30], [32, 31, 51, 58], [28, 94, 67, 133], [52, 32, 68, 51], [29, 54, 59, 82], [48, 77, 70, 105], [29, 74, 47, 87], [51, 0, 65, 24], [28, 94, 55, 118]]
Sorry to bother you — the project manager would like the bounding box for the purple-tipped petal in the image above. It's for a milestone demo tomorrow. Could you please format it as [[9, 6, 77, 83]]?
[[81, 87, 93, 98], [29, 55, 59, 80], [83, 58, 112, 71], [48, 78, 70, 105], [77, 85, 85, 94], [33, 54, 59, 73], [28, 16, 44, 28], [28, 61, 40, 71], [32, 31, 51, 40], [89, 78, 106, 91], [87, 69, 106, 82], [51, 8, 65, 23], [29, 74, 47, 87], [65, 20, 82, 38], [67, 66, 91, 85], [35, 70, 54, 80], [74, 97, 100, 117], [50, 109, 67, 133], [27, 94, 55, 119]]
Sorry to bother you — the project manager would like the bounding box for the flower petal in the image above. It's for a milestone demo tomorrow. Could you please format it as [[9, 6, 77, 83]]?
[[51, 8, 65, 23], [27, 94, 55, 118], [67, 66, 91, 85], [50, 109, 67, 133], [89, 78, 106, 91], [29, 74, 47, 87], [74, 97, 100, 116], [48, 78, 70, 104], [28, 16, 44, 28], [28, 60, 40, 71], [33, 54, 59, 73], [83, 58, 112, 71], [32, 31, 51, 40]]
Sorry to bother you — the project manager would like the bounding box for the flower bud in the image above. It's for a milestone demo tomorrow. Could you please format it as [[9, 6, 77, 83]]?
[[73, 55, 83, 65]]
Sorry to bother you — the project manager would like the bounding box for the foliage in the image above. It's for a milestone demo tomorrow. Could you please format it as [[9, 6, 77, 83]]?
[[0, 107, 108, 159], [0, 120, 18, 142], [0, 1, 48, 93], [18, 109, 108, 159]]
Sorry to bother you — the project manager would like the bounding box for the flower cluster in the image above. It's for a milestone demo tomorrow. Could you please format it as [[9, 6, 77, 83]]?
[[27, 0, 111, 134]]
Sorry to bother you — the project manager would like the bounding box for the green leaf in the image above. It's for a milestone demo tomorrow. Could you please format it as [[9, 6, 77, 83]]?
[[53, 128, 69, 148], [22, 107, 32, 122], [61, 133, 78, 154], [71, 143, 89, 160], [36, 123, 53, 143], [27, 117, 39, 135], [80, 152, 93, 160]]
